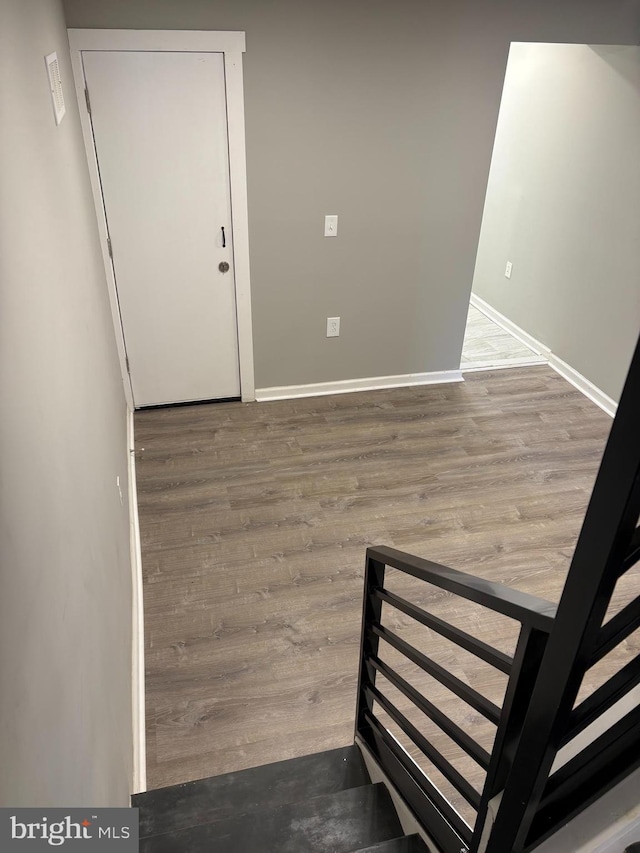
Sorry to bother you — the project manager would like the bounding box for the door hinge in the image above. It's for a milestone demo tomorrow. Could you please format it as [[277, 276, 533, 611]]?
[[125, 355, 131, 373], [84, 88, 92, 115], [107, 236, 113, 259]]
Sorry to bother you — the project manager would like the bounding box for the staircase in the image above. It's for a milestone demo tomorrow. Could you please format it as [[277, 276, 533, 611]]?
[[132, 745, 428, 852]]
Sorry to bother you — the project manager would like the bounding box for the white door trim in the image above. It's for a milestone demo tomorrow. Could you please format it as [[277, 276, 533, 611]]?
[[67, 29, 255, 404]]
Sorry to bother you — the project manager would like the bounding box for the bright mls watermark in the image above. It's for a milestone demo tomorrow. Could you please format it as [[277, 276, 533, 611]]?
[[0, 809, 138, 850]]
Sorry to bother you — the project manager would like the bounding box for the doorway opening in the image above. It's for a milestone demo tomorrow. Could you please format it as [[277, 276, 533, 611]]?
[[461, 41, 638, 378], [460, 300, 545, 371]]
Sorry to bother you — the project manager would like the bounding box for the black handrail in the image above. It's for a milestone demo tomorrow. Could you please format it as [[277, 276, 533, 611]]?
[[355, 546, 557, 853], [369, 654, 492, 769], [355, 332, 640, 853], [371, 622, 502, 723], [366, 683, 482, 808], [482, 332, 640, 853], [365, 709, 473, 843], [375, 587, 512, 673], [593, 596, 640, 662], [563, 656, 640, 745], [621, 526, 640, 573], [531, 704, 640, 836], [367, 545, 557, 631]]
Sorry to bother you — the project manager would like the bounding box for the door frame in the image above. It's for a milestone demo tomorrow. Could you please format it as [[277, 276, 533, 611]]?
[[68, 29, 255, 407]]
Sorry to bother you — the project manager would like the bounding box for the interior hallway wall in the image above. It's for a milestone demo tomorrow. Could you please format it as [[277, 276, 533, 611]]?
[[0, 0, 133, 806], [61, 0, 640, 389], [472, 43, 640, 402]]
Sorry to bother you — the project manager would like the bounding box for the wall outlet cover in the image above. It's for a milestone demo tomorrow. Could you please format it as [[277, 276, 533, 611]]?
[[326, 317, 340, 337]]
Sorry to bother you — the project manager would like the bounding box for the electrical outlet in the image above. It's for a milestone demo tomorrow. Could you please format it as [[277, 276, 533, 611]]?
[[505, 261, 513, 279], [327, 317, 340, 337]]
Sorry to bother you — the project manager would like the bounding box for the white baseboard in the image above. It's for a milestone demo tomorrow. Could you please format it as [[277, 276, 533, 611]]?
[[255, 370, 463, 402], [470, 294, 617, 418], [547, 352, 617, 418], [127, 408, 146, 794]]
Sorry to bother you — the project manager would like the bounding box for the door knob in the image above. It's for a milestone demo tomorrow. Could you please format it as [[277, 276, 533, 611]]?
[[219, 261, 229, 273]]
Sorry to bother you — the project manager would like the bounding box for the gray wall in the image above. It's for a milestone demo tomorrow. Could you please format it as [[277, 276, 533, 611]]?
[[0, 0, 133, 806], [61, 0, 640, 389], [472, 43, 640, 402]]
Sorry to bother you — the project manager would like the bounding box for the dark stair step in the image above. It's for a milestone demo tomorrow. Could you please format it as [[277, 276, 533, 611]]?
[[139, 782, 403, 853], [353, 835, 429, 852], [134, 745, 369, 839]]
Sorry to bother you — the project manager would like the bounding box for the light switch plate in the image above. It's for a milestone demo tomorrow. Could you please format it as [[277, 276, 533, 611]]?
[[324, 215, 338, 237]]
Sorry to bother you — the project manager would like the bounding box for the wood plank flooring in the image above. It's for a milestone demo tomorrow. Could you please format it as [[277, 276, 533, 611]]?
[[461, 304, 546, 369], [136, 366, 619, 813]]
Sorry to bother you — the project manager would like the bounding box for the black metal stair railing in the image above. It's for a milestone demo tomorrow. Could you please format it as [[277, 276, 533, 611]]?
[[519, 518, 640, 852], [356, 331, 640, 853], [354, 544, 557, 853], [482, 331, 640, 853]]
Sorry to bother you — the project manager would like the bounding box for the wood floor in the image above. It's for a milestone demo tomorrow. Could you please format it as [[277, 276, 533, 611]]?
[[136, 366, 619, 814], [461, 303, 546, 369]]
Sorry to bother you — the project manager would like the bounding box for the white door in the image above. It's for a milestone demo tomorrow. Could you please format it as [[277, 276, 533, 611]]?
[[82, 50, 240, 407]]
